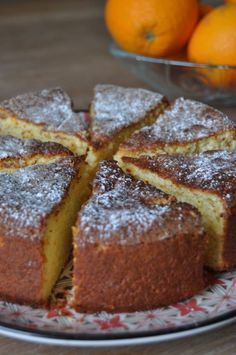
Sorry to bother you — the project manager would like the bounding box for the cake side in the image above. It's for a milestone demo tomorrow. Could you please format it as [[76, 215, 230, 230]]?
[[0, 156, 89, 305], [115, 98, 236, 161], [73, 236, 205, 313], [121, 151, 236, 270], [72, 160, 206, 312]]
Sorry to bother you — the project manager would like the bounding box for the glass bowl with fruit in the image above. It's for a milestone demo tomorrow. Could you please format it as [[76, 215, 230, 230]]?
[[110, 43, 236, 107], [107, 0, 236, 106]]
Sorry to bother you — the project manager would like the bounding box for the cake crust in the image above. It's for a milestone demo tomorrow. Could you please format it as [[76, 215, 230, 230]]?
[[73, 160, 206, 312], [0, 156, 85, 306]]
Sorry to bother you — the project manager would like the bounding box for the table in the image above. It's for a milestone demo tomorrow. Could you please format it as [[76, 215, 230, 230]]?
[[0, 0, 235, 353]]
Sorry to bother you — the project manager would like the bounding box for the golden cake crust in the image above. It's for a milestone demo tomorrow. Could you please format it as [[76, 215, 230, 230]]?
[[0, 155, 85, 305], [73, 160, 206, 312]]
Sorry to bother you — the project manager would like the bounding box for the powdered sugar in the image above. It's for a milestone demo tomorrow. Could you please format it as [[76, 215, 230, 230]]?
[[90, 84, 165, 144], [0, 135, 71, 159], [140, 151, 236, 205], [124, 97, 235, 147], [0, 157, 78, 240], [76, 160, 203, 245], [0, 88, 89, 137]]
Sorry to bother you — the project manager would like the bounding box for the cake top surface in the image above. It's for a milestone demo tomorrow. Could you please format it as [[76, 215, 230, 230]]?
[[0, 135, 72, 160], [0, 87, 89, 138], [123, 150, 236, 206], [75, 160, 203, 245], [121, 97, 235, 150], [0, 157, 82, 240], [90, 84, 166, 148]]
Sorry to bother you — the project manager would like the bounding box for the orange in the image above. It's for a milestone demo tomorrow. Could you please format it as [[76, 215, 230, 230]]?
[[105, 0, 199, 57], [199, 4, 214, 19], [224, 0, 236, 3], [188, 4, 236, 88]]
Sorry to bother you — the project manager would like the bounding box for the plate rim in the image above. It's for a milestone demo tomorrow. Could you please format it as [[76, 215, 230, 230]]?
[[0, 314, 235, 348], [0, 307, 236, 347]]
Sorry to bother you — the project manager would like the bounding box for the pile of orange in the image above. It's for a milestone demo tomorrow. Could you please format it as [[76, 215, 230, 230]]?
[[105, 0, 236, 88]]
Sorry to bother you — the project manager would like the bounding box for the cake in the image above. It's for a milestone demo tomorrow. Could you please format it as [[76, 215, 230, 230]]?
[[0, 85, 168, 172], [0, 135, 72, 170], [0, 87, 90, 157], [0, 137, 90, 305], [72, 160, 206, 312], [115, 98, 236, 163], [121, 151, 236, 271], [87, 84, 168, 167]]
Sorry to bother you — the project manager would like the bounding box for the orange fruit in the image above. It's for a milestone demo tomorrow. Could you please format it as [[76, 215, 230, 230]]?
[[224, 0, 236, 3], [199, 3, 214, 19], [105, 0, 199, 57], [188, 4, 236, 88]]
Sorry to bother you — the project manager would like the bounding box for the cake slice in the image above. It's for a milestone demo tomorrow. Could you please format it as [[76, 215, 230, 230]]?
[[0, 156, 89, 305], [116, 98, 236, 163], [121, 151, 236, 271], [0, 135, 73, 170], [72, 160, 206, 312], [0, 87, 90, 156], [87, 84, 168, 167]]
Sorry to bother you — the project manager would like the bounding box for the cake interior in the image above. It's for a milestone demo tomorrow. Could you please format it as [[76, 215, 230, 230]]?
[[42, 166, 89, 300], [122, 160, 225, 270]]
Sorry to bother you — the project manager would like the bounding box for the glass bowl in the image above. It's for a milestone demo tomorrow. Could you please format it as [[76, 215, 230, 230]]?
[[110, 43, 236, 107]]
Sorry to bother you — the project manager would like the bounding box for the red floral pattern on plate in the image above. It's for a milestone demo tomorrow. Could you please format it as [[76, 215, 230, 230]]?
[[0, 259, 236, 336]]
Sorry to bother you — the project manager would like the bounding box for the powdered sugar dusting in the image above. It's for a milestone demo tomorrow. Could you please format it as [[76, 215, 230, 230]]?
[[140, 151, 236, 205], [0, 157, 78, 240], [0, 135, 72, 159], [123, 98, 235, 147], [76, 160, 203, 245], [0, 88, 89, 137], [90, 84, 165, 144]]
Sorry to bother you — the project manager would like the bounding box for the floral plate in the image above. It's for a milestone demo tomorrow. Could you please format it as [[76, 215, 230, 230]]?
[[0, 259, 236, 347]]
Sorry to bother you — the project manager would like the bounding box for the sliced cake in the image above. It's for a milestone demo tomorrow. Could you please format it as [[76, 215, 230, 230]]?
[[116, 98, 236, 163], [87, 84, 168, 167], [121, 151, 236, 271], [0, 135, 73, 170], [0, 154, 90, 306], [72, 160, 206, 312], [0, 85, 167, 173]]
